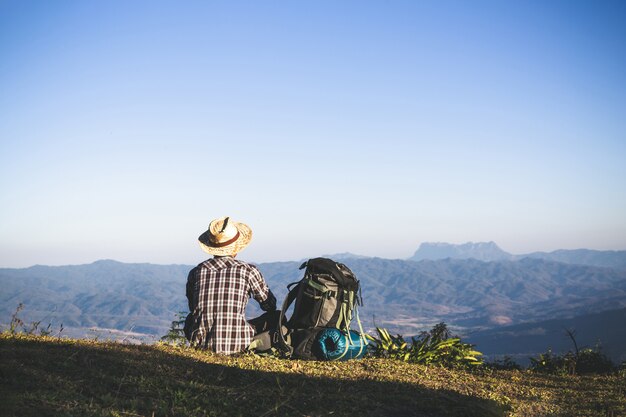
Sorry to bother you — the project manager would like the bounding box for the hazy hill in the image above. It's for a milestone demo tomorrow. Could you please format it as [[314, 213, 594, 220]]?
[[466, 307, 626, 365], [410, 242, 513, 262], [522, 249, 626, 269], [408, 242, 626, 269], [320, 252, 370, 261], [0, 260, 190, 339]]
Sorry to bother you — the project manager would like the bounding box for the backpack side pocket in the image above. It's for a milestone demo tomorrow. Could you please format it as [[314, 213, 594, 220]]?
[[290, 278, 328, 328]]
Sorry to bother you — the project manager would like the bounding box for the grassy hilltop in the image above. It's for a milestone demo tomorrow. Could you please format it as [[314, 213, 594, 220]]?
[[0, 333, 626, 417], [1, 333, 625, 417]]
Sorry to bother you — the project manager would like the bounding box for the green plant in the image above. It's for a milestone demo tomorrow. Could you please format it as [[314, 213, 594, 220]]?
[[575, 347, 615, 374], [529, 348, 566, 374], [529, 346, 615, 375], [160, 311, 189, 346], [366, 322, 483, 368], [366, 327, 411, 361], [9, 303, 25, 334], [487, 356, 522, 371], [6, 303, 61, 337], [564, 328, 615, 375], [29, 320, 52, 336]]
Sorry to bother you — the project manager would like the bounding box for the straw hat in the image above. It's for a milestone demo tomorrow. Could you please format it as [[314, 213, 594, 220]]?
[[198, 216, 253, 256]]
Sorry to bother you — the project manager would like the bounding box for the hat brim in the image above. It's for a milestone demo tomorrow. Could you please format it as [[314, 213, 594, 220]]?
[[198, 221, 252, 256]]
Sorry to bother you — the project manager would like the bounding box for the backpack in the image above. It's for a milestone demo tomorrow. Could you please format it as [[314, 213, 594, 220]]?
[[247, 311, 290, 355], [276, 257, 367, 359]]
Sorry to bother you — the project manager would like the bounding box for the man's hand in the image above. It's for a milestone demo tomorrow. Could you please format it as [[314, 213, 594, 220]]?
[[260, 290, 277, 312]]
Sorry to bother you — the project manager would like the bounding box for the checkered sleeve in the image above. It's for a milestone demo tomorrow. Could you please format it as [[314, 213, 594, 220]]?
[[185, 267, 197, 312], [247, 264, 270, 304]]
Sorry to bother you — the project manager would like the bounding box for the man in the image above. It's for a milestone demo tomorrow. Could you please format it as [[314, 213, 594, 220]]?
[[185, 216, 276, 354]]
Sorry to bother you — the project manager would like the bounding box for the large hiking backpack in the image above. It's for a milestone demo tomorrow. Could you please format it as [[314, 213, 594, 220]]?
[[276, 257, 367, 360]]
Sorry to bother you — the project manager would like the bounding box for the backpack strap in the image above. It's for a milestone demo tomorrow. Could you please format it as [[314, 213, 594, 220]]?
[[336, 290, 367, 354], [353, 307, 367, 356], [276, 282, 299, 356]]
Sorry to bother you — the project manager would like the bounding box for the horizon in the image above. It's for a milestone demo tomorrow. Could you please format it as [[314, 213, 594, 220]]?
[[2, 240, 625, 269], [2, 1, 625, 268]]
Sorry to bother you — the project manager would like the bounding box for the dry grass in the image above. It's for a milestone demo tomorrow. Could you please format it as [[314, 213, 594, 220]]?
[[1, 333, 624, 416]]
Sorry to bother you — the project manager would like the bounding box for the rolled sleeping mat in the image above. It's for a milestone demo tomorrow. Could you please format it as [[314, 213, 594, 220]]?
[[314, 328, 368, 361]]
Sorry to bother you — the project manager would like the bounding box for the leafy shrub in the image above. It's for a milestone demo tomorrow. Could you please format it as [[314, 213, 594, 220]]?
[[487, 356, 522, 371], [575, 347, 615, 374], [529, 349, 567, 374], [160, 311, 189, 346], [529, 346, 615, 375], [366, 322, 483, 368]]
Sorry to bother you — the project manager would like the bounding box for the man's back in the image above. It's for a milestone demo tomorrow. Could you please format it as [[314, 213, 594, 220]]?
[[186, 256, 270, 354]]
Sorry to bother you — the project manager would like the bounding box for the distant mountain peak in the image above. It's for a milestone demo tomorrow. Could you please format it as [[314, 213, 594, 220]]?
[[410, 241, 512, 262], [92, 259, 123, 265], [320, 252, 370, 261]]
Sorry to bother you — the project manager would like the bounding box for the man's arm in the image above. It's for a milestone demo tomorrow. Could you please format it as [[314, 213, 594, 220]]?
[[248, 265, 276, 311], [259, 290, 277, 312], [185, 267, 198, 312]]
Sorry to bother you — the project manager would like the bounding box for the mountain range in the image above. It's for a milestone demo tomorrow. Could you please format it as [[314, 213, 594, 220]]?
[[1, 243, 625, 362], [409, 241, 626, 269]]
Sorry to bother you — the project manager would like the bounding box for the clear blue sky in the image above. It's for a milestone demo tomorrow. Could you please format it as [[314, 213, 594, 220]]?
[[1, 0, 625, 267]]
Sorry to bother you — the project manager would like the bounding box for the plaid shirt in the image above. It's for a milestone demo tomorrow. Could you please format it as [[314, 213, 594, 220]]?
[[185, 256, 270, 354]]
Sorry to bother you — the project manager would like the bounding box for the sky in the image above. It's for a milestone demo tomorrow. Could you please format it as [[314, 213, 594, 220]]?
[[1, 0, 625, 267]]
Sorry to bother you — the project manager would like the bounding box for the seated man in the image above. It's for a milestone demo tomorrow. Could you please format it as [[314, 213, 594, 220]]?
[[185, 216, 276, 354]]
